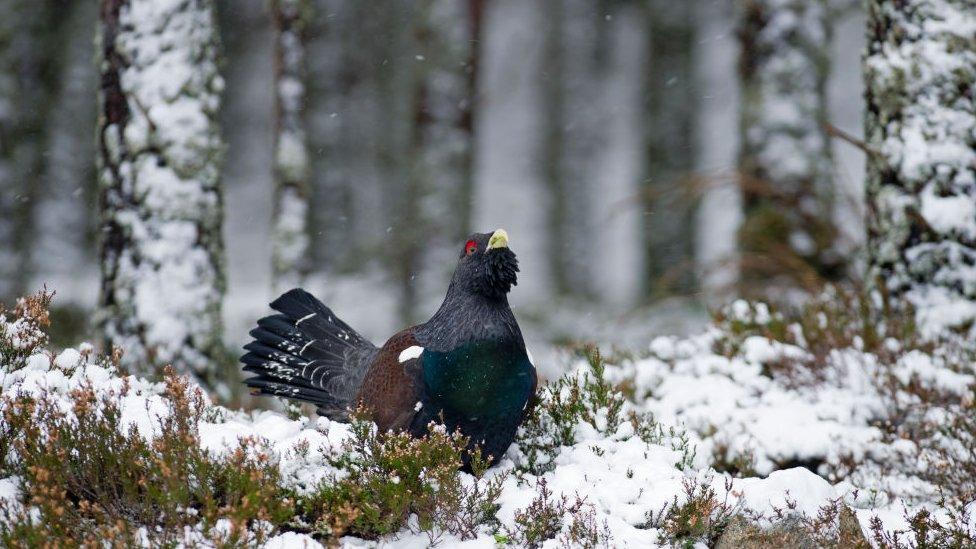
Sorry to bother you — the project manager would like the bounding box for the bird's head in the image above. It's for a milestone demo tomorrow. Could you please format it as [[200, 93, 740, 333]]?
[[453, 228, 519, 299]]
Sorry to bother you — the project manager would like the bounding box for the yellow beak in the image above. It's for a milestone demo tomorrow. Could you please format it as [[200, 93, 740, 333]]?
[[486, 228, 509, 250]]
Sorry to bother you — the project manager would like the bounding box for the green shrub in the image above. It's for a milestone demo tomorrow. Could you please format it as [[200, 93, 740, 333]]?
[[294, 413, 505, 543], [709, 442, 759, 479], [711, 285, 924, 371], [516, 346, 694, 476], [0, 369, 293, 547], [644, 476, 739, 548], [501, 478, 611, 548], [0, 290, 53, 373]]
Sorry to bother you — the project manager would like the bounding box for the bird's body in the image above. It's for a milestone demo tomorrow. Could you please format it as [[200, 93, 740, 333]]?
[[241, 229, 536, 466]]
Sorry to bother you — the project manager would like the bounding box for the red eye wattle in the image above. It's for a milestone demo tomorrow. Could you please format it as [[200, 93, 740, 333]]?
[[465, 240, 477, 255]]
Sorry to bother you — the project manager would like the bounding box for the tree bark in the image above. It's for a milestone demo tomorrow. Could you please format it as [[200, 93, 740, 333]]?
[[97, 0, 226, 388], [864, 0, 976, 333], [543, 0, 608, 299], [0, 1, 64, 303], [643, 0, 698, 298], [736, 0, 838, 295], [271, 0, 312, 292], [31, 1, 99, 292], [373, 0, 476, 323]]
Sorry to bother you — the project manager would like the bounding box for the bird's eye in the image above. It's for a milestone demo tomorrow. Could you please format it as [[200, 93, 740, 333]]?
[[465, 240, 477, 255]]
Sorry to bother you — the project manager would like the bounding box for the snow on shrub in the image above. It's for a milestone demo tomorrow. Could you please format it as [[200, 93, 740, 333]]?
[[601, 286, 976, 545], [7, 289, 971, 547]]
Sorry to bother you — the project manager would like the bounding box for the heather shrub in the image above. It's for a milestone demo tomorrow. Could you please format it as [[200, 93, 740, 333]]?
[[516, 346, 694, 476], [500, 478, 611, 549], [643, 476, 739, 548], [0, 369, 292, 546], [294, 413, 505, 542], [0, 290, 53, 373], [711, 285, 924, 371]]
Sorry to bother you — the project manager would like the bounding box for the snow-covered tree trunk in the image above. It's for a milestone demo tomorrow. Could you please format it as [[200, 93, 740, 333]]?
[[97, 0, 226, 388], [864, 0, 976, 333], [270, 0, 311, 292], [736, 0, 839, 293], [643, 0, 698, 298]]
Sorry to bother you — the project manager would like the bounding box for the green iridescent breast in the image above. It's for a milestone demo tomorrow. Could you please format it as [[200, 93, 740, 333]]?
[[420, 339, 535, 419]]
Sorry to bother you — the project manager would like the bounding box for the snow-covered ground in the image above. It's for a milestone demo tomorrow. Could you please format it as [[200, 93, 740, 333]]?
[[4, 293, 972, 547], [0, 349, 844, 547]]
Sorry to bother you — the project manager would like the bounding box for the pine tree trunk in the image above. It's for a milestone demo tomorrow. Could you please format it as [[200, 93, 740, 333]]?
[[864, 0, 976, 332], [543, 0, 606, 299], [97, 0, 226, 388], [31, 1, 99, 292], [455, 0, 484, 242], [591, 2, 647, 306], [475, 0, 554, 303], [0, 1, 62, 303], [271, 0, 311, 292], [643, 0, 698, 298], [306, 0, 353, 271], [374, 0, 475, 324], [418, 0, 479, 302], [736, 0, 838, 294], [541, 0, 569, 296]]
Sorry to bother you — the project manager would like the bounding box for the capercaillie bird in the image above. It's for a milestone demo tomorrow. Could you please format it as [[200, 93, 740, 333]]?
[[240, 229, 537, 467]]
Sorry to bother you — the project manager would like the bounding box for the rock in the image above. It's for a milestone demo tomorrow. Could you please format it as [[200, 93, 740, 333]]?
[[714, 506, 870, 549], [715, 515, 817, 549], [838, 505, 871, 549]]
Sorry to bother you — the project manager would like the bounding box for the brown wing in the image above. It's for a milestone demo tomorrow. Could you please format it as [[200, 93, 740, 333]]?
[[354, 327, 424, 432]]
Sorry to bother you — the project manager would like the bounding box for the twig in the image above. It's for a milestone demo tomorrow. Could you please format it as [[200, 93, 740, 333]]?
[[824, 122, 880, 158]]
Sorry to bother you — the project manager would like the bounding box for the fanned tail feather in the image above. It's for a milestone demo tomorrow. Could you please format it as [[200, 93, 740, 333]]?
[[240, 288, 377, 418]]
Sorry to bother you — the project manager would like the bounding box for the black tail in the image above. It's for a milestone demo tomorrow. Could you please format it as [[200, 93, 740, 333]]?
[[240, 288, 377, 419]]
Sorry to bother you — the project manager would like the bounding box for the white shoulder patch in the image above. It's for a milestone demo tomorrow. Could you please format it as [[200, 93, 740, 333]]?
[[399, 345, 424, 363], [526, 348, 535, 366]]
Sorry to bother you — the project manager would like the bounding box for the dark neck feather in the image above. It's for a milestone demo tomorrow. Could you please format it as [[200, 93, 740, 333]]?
[[414, 280, 523, 352]]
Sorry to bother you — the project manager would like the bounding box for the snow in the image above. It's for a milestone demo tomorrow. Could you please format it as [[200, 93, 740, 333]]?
[[263, 532, 325, 549], [920, 186, 976, 238], [3, 302, 972, 546], [611, 328, 958, 481], [0, 477, 19, 506], [865, 0, 976, 329], [735, 468, 838, 519]]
